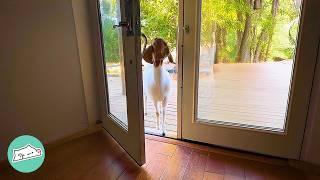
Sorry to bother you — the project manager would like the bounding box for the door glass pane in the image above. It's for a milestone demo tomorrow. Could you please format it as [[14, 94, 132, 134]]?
[[197, 0, 303, 132], [99, 0, 128, 127]]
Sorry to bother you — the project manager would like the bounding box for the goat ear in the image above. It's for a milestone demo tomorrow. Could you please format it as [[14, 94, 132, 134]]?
[[168, 53, 175, 64], [164, 46, 175, 64], [142, 45, 154, 64]]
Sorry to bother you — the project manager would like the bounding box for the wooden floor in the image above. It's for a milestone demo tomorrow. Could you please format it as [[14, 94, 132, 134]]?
[[0, 130, 317, 179], [108, 61, 292, 137]]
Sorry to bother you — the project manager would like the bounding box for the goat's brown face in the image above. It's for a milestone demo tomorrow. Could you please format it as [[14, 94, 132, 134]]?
[[142, 37, 175, 67], [152, 38, 166, 67]]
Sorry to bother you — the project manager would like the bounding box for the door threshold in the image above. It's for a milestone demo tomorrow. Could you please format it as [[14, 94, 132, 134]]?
[[145, 132, 178, 140], [144, 129, 177, 139], [145, 134, 288, 166]]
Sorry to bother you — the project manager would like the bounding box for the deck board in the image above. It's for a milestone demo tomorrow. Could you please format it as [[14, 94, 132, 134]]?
[[106, 61, 293, 137]]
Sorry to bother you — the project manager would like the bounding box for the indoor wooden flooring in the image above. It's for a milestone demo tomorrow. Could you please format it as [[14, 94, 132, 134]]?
[[1, 130, 318, 180]]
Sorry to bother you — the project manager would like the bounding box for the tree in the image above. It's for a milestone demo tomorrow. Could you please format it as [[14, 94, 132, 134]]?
[[100, 0, 121, 63], [99, 0, 301, 64], [202, 0, 246, 63], [236, 0, 253, 63], [264, 0, 280, 61], [140, 0, 178, 48], [251, 0, 277, 62]]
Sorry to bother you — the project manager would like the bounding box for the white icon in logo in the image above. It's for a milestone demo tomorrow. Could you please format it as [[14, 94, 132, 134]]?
[[12, 144, 42, 163]]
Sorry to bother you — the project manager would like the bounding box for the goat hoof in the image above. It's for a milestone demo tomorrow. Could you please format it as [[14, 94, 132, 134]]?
[[161, 132, 165, 136]]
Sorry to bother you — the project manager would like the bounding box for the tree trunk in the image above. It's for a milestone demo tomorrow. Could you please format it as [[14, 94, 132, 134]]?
[[262, 0, 279, 61], [211, 22, 216, 47], [271, 0, 279, 17], [250, 25, 257, 63], [214, 25, 222, 64], [236, 0, 253, 63], [214, 24, 227, 64], [236, 15, 251, 63], [253, 29, 267, 63], [221, 28, 227, 63], [236, 11, 244, 51], [210, 22, 216, 64], [254, 0, 279, 62], [263, 33, 274, 61]]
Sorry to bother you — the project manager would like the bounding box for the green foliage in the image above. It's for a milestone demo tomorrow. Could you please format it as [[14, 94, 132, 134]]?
[[201, 0, 251, 62], [102, 20, 121, 63], [100, 0, 121, 63], [269, 0, 299, 60], [100, 0, 179, 63], [99, 0, 301, 64], [200, 0, 300, 62], [140, 0, 178, 48], [201, 0, 248, 45]]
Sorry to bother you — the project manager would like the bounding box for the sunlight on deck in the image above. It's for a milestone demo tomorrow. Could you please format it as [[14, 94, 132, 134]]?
[[108, 61, 293, 137], [197, 62, 292, 131]]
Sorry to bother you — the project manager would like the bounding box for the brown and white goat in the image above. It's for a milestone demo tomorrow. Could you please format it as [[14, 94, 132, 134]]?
[[142, 34, 175, 136]]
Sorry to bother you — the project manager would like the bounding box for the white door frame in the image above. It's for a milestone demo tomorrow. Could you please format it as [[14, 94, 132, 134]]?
[[180, 0, 320, 159], [176, 0, 185, 139]]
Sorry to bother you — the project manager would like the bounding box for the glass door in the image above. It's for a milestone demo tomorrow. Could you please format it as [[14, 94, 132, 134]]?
[[96, 0, 145, 165], [182, 0, 320, 158]]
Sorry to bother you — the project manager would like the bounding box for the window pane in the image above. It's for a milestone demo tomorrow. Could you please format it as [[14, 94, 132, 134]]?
[[197, 0, 303, 132], [99, 0, 128, 127]]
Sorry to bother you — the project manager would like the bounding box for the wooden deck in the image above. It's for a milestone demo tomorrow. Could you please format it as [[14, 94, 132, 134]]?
[[107, 74, 178, 138], [107, 61, 293, 137], [197, 61, 292, 131]]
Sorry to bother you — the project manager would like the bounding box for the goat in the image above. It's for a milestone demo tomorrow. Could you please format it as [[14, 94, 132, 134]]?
[[141, 34, 175, 136]]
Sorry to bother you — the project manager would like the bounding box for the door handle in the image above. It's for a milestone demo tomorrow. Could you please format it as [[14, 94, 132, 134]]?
[[112, 0, 136, 36], [113, 21, 133, 36], [113, 21, 130, 29]]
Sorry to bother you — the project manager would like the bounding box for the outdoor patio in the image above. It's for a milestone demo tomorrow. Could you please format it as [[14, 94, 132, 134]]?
[[108, 61, 293, 137]]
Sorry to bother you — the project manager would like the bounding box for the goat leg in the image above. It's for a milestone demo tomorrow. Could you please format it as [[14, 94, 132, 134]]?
[[153, 101, 160, 130], [144, 95, 148, 115], [161, 97, 168, 136]]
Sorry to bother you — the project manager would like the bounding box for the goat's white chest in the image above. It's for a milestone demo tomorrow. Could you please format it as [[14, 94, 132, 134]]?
[[143, 66, 171, 102]]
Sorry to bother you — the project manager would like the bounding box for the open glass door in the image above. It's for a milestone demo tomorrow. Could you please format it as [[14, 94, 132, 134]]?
[[182, 0, 320, 158], [96, 0, 145, 165]]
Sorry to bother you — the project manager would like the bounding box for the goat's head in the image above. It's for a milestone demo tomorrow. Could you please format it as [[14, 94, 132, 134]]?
[[142, 38, 175, 67]]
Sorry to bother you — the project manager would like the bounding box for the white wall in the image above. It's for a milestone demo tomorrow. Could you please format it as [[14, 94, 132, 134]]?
[[72, 0, 100, 126], [301, 40, 320, 165], [0, 0, 99, 160]]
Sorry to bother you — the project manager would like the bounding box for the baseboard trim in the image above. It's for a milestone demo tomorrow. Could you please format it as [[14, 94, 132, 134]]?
[[289, 159, 320, 175], [0, 125, 102, 171], [45, 125, 102, 150]]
